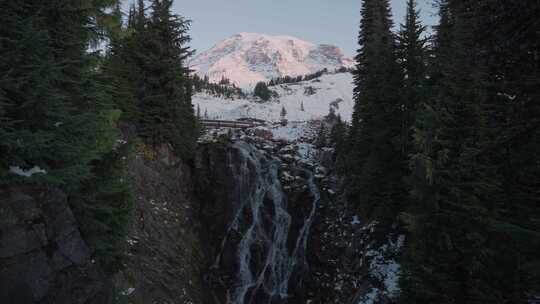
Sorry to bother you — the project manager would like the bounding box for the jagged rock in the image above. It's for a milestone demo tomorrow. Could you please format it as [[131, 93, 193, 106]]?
[[0, 186, 112, 304]]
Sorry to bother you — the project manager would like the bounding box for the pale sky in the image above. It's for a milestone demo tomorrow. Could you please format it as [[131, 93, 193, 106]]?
[[128, 0, 438, 57]]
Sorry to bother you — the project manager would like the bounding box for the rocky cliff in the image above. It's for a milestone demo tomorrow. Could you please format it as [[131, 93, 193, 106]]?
[[0, 186, 112, 304], [0, 144, 206, 304], [113, 144, 205, 304], [1, 128, 404, 304]]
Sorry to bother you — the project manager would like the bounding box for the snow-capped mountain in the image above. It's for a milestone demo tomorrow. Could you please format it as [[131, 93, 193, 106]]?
[[190, 32, 354, 87]]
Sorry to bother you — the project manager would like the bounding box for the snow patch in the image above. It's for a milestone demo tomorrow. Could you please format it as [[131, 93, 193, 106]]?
[[270, 123, 315, 142], [9, 166, 47, 177], [363, 234, 405, 299], [121, 287, 135, 296], [358, 288, 379, 304], [193, 73, 354, 123]]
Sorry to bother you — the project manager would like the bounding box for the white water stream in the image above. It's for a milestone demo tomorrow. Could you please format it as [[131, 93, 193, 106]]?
[[213, 141, 320, 304]]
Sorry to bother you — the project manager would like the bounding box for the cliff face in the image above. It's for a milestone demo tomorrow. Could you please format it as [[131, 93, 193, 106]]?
[[113, 144, 205, 304], [1, 133, 403, 304], [0, 186, 112, 304], [193, 142, 243, 303], [0, 144, 208, 304]]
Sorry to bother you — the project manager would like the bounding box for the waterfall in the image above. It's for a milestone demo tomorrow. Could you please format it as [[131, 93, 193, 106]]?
[[212, 140, 321, 304], [286, 170, 320, 282]]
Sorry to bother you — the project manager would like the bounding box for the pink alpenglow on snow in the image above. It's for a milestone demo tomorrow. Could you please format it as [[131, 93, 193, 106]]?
[[189, 32, 354, 88]]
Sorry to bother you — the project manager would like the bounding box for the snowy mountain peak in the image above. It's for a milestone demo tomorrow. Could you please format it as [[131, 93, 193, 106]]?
[[190, 33, 354, 87]]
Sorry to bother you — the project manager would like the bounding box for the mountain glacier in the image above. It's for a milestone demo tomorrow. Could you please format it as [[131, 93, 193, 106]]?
[[189, 32, 354, 87]]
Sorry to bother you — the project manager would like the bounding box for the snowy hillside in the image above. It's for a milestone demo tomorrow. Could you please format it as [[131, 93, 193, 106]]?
[[190, 33, 354, 87], [193, 72, 354, 122]]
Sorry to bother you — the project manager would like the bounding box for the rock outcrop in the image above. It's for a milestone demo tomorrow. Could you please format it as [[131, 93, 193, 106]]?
[[113, 144, 205, 304], [0, 186, 112, 304]]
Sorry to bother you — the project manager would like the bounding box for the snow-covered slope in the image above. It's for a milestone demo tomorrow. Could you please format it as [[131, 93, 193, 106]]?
[[190, 33, 354, 87], [194, 72, 354, 122]]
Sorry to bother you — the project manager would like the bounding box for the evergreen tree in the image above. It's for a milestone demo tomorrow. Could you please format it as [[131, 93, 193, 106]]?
[[327, 105, 337, 121], [75, 1, 136, 273], [0, 0, 134, 274], [402, 1, 487, 301], [71, 132, 134, 273], [191, 74, 245, 99], [104, 1, 141, 123], [280, 105, 288, 126], [254, 81, 272, 101], [470, 0, 540, 300], [397, 0, 427, 156], [315, 124, 328, 148], [280, 105, 287, 119], [137, 0, 198, 159], [330, 115, 348, 172], [0, 0, 119, 186], [348, 0, 405, 220], [401, 1, 540, 302], [341, 0, 539, 302]]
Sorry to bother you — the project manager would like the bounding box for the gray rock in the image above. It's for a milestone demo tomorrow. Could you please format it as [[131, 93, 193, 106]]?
[[0, 186, 112, 304], [113, 144, 205, 304]]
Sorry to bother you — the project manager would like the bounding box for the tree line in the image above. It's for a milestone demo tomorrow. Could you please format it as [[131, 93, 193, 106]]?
[[252, 66, 355, 101], [1, 0, 198, 273], [342, 0, 540, 302], [268, 66, 353, 87], [191, 74, 247, 99]]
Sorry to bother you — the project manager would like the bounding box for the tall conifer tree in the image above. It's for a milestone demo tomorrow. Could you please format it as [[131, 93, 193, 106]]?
[[397, 0, 427, 156], [401, 1, 539, 302], [469, 0, 540, 300], [0, 0, 120, 185], [349, 0, 405, 219], [137, 0, 198, 159], [0, 0, 135, 272]]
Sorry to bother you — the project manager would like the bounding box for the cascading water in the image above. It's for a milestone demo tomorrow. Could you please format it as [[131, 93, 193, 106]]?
[[212, 140, 321, 304], [286, 169, 320, 279]]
